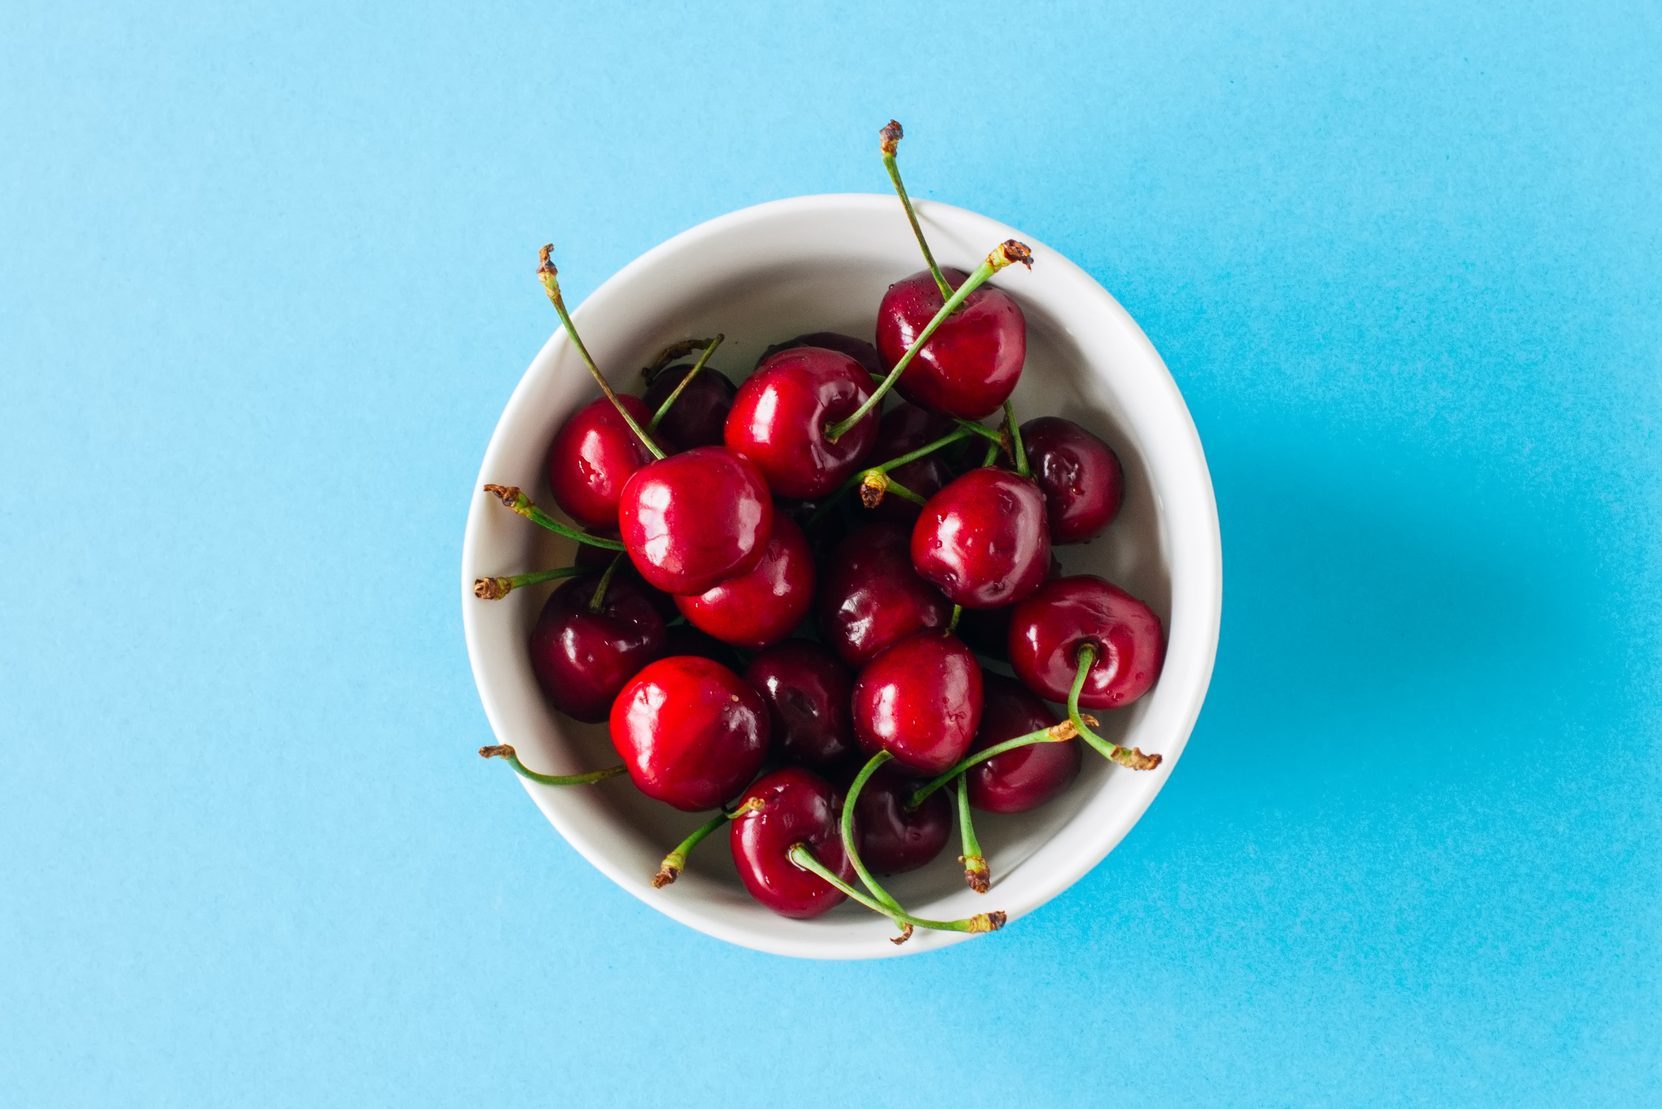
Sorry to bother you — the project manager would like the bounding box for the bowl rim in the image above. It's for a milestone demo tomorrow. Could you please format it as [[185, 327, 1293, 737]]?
[[461, 192, 1223, 959]]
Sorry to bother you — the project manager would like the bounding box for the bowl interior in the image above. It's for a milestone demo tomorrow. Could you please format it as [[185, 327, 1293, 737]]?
[[462, 194, 1220, 958]]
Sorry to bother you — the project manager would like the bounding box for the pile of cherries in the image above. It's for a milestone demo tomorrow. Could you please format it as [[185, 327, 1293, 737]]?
[[476, 122, 1165, 944]]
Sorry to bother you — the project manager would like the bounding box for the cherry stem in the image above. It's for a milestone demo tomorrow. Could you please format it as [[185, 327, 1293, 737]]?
[[538, 244, 667, 460], [904, 717, 1087, 809], [649, 333, 724, 431], [787, 844, 1006, 938], [643, 337, 717, 380], [586, 553, 624, 614], [879, 120, 951, 300], [948, 604, 963, 633], [981, 438, 1002, 467], [482, 485, 627, 550], [957, 780, 989, 894], [1069, 644, 1164, 770], [1003, 400, 1030, 477], [858, 470, 927, 509], [478, 744, 627, 786], [840, 750, 906, 915], [473, 565, 591, 600], [653, 796, 764, 888], [827, 240, 1033, 441]]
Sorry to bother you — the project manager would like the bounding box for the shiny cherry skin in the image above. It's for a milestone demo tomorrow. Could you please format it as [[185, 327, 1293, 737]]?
[[730, 768, 854, 919], [609, 655, 770, 811], [876, 268, 1026, 419], [759, 331, 884, 378], [869, 403, 959, 522], [966, 674, 1080, 813], [852, 631, 983, 776], [545, 395, 660, 530], [528, 573, 667, 723], [724, 346, 878, 499], [742, 640, 856, 766], [911, 467, 1052, 609], [617, 446, 773, 595], [817, 522, 951, 667], [850, 762, 951, 874], [642, 362, 738, 450], [1021, 416, 1125, 544], [674, 516, 815, 649], [1008, 575, 1166, 709]]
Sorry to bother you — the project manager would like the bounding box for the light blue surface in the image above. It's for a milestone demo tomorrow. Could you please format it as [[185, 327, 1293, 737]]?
[[4, 2, 1658, 1104]]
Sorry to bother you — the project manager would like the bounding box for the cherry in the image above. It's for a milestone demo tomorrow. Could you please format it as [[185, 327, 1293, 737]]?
[[674, 515, 815, 649], [817, 522, 951, 667], [527, 571, 666, 723], [875, 269, 1025, 419], [852, 631, 983, 776], [742, 640, 856, 766], [617, 445, 774, 595], [965, 674, 1081, 814], [849, 762, 951, 874], [1021, 416, 1125, 544], [643, 361, 737, 450], [724, 346, 879, 499], [609, 655, 770, 811], [1008, 575, 1166, 709], [911, 467, 1052, 609], [758, 331, 884, 378], [729, 768, 854, 919], [867, 403, 960, 521], [543, 395, 661, 530]]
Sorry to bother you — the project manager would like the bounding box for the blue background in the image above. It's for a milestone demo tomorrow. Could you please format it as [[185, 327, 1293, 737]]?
[[4, 2, 1658, 1104]]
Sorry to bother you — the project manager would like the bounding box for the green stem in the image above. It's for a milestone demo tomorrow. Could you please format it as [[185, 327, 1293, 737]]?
[[537, 244, 666, 460], [1069, 645, 1163, 770], [858, 470, 927, 509], [948, 604, 963, 633], [906, 720, 1080, 808], [482, 485, 627, 550], [587, 553, 624, 614], [787, 844, 1006, 937], [841, 751, 905, 914], [827, 240, 1032, 441], [957, 781, 989, 893], [643, 337, 717, 380], [653, 797, 763, 888], [478, 745, 627, 786], [954, 418, 1005, 445], [879, 120, 951, 300], [1004, 400, 1030, 477], [473, 565, 591, 600], [649, 333, 724, 430], [981, 438, 1002, 467]]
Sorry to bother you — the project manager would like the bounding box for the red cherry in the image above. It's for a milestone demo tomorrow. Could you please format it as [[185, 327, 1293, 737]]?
[[911, 468, 1051, 609], [642, 363, 738, 450], [617, 446, 773, 595], [742, 640, 856, 767], [849, 762, 951, 874], [544, 395, 660, 530], [875, 268, 1025, 419], [1008, 575, 1166, 709], [852, 632, 983, 776], [759, 331, 884, 378], [817, 522, 951, 667], [609, 655, 770, 811], [674, 516, 815, 649], [1021, 417, 1125, 544], [729, 768, 854, 919], [724, 346, 879, 499], [868, 403, 959, 522], [527, 573, 667, 724], [966, 674, 1081, 813]]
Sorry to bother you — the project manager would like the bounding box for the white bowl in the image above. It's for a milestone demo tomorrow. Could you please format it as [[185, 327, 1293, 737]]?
[[461, 194, 1222, 959]]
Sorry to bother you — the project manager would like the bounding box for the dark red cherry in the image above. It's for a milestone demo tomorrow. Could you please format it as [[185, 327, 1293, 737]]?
[[817, 522, 951, 667], [759, 331, 884, 378], [743, 640, 856, 766], [966, 674, 1080, 813], [723, 346, 879, 499], [545, 395, 660, 530], [1009, 575, 1166, 709], [674, 515, 815, 649], [850, 762, 951, 874], [729, 768, 854, 919], [1021, 416, 1125, 544], [868, 403, 959, 522], [609, 655, 770, 811], [642, 362, 738, 450], [911, 468, 1051, 609], [875, 268, 1025, 419], [617, 446, 773, 595], [852, 632, 983, 776], [527, 573, 667, 723]]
